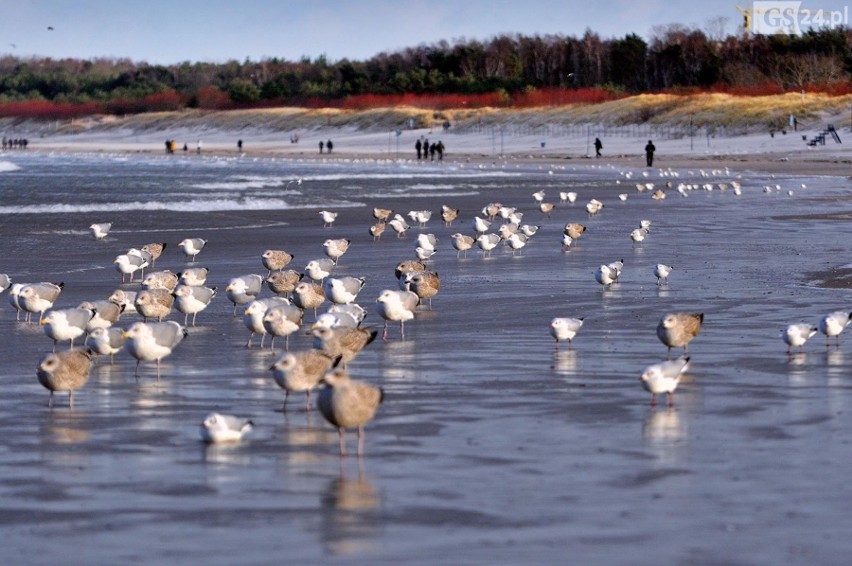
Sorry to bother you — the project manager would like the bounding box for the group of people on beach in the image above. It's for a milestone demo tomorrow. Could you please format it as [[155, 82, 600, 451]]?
[[415, 138, 444, 161], [319, 139, 334, 154], [1, 136, 28, 150]]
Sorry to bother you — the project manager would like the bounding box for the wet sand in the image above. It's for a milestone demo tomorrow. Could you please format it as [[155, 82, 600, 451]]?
[[2, 157, 852, 564]]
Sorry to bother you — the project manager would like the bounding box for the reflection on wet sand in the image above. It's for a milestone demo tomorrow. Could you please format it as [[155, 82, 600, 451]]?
[[380, 340, 416, 381], [642, 408, 689, 465], [42, 411, 91, 445], [553, 349, 578, 376], [277, 419, 338, 465], [320, 464, 381, 556], [786, 353, 809, 386]]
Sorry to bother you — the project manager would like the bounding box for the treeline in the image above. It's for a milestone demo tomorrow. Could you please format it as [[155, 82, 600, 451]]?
[[0, 25, 849, 118]]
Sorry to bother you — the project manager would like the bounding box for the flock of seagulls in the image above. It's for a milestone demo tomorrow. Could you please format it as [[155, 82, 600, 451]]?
[[0, 163, 842, 454]]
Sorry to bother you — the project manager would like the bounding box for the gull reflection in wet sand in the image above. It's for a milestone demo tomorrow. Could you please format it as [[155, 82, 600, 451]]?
[[786, 353, 808, 386], [643, 409, 689, 465], [380, 340, 416, 381], [553, 349, 578, 376], [320, 462, 381, 556]]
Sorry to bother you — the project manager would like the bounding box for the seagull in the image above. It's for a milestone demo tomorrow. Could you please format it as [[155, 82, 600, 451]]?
[[630, 228, 648, 244], [323, 238, 350, 265], [324, 276, 366, 305], [782, 323, 818, 355], [401, 271, 441, 310], [86, 327, 125, 364], [292, 281, 326, 316], [123, 321, 188, 380], [200, 413, 254, 443], [450, 232, 473, 258], [270, 350, 339, 411], [18, 282, 64, 323], [654, 264, 673, 285], [549, 317, 584, 350], [640, 356, 690, 407], [225, 274, 263, 316], [304, 258, 335, 283], [818, 311, 852, 348], [317, 368, 384, 457], [173, 285, 216, 326], [657, 312, 704, 358], [476, 233, 501, 257], [319, 210, 338, 227], [40, 307, 95, 351], [594, 265, 617, 288], [178, 267, 209, 287], [89, 222, 112, 239], [266, 269, 302, 297], [178, 238, 206, 262], [36, 349, 93, 408], [261, 249, 294, 275]]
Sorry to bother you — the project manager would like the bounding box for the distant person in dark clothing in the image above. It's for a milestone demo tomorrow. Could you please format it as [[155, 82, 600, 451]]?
[[436, 140, 444, 160], [645, 140, 656, 167], [429, 143, 436, 161], [183, 143, 188, 152], [326, 140, 333, 153], [319, 140, 324, 154], [237, 139, 243, 152], [423, 138, 429, 159], [415, 139, 422, 160], [594, 137, 602, 158], [165, 140, 170, 154]]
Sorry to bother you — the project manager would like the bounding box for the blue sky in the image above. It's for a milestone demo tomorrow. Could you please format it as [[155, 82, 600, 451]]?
[[1, 0, 849, 64]]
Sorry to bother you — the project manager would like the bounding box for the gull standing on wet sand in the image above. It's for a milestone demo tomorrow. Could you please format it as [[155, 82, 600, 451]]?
[[549, 317, 584, 350], [178, 238, 207, 262], [266, 270, 302, 297], [304, 258, 335, 283], [654, 264, 673, 285], [782, 323, 818, 355], [402, 271, 441, 310], [226, 274, 264, 316], [135, 288, 174, 322], [376, 289, 418, 341], [178, 267, 209, 287], [262, 304, 303, 350], [261, 249, 294, 276], [324, 276, 366, 305], [173, 285, 216, 326], [123, 321, 188, 380], [317, 368, 384, 457], [36, 348, 93, 408], [86, 327, 125, 363], [323, 238, 350, 265], [319, 210, 338, 227], [640, 356, 690, 407], [818, 311, 852, 348], [141, 242, 167, 266], [40, 306, 95, 351], [292, 281, 326, 316], [18, 282, 64, 323], [270, 350, 339, 411], [451, 233, 474, 258], [657, 312, 704, 357], [311, 326, 377, 366], [89, 222, 112, 239]]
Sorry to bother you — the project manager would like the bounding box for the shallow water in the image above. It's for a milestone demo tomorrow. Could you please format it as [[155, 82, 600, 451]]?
[[1, 153, 852, 564]]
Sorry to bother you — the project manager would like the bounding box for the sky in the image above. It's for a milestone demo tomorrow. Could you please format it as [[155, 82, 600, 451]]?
[[0, 0, 849, 65]]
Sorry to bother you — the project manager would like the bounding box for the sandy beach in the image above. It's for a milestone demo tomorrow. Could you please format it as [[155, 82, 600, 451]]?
[[1, 130, 852, 563]]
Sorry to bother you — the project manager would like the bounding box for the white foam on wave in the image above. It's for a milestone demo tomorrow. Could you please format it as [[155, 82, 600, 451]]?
[[302, 171, 522, 182], [0, 161, 21, 172], [0, 198, 365, 215], [192, 175, 301, 190], [360, 190, 480, 199]]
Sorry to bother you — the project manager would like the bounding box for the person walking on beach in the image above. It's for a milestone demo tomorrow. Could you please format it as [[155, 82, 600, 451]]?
[[196, 140, 202, 154], [327, 140, 333, 154], [429, 143, 436, 161], [645, 139, 656, 167], [436, 140, 444, 161], [237, 139, 243, 152], [415, 139, 422, 160], [319, 140, 324, 154], [594, 137, 603, 158]]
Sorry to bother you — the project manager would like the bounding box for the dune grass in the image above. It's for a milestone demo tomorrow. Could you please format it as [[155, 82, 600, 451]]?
[[6, 93, 851, 136]]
